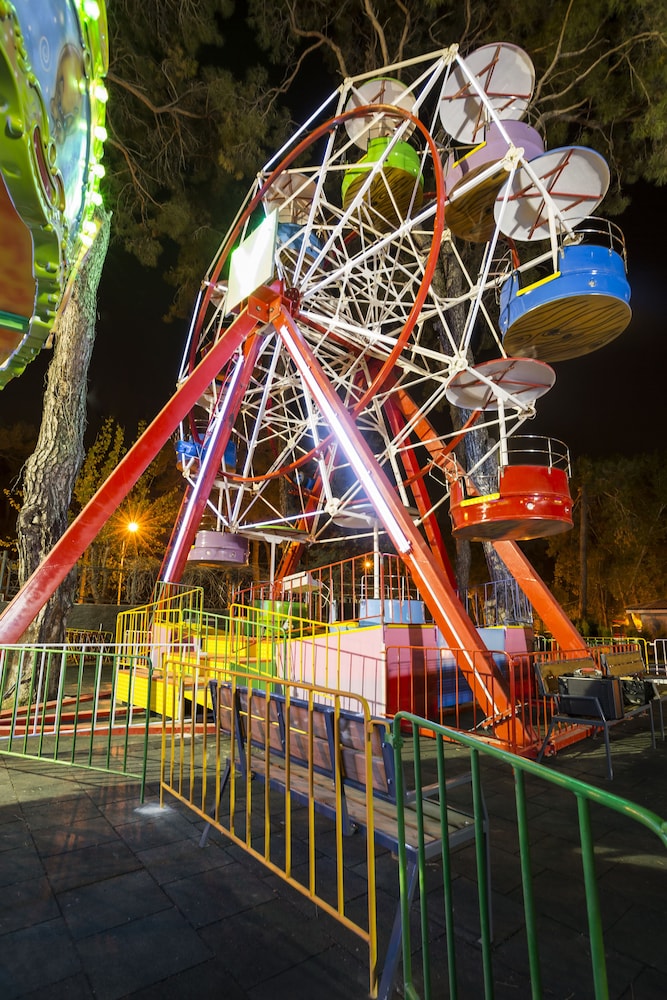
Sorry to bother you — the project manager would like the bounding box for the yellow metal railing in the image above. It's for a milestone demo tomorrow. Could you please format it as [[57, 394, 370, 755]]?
[[116, 583, 206, 665], [160, 667, 381, 995], [237, 551, 426, 628]]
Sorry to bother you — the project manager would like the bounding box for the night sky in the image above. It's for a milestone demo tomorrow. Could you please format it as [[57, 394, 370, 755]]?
[[0, 180, 663, 463], [528, 182, 666, 459]]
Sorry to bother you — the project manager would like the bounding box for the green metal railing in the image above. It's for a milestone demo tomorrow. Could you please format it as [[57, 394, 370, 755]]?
[[0, 643, 155, 799], [392, 713, 667, 1000]]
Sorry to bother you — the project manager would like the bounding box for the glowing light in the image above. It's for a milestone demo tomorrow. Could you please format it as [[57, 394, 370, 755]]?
[[91, 162, 105, 178], [94, 84, 109, 103], [162, 353, 246, 581], [83, 0, 101, 18], [278, 320, 412, 555], [94, 125, 108, 141], [226, 209, 278, 313]]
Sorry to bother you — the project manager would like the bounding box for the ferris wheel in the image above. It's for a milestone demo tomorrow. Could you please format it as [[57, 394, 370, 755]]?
[[165, 42, 630, 592]]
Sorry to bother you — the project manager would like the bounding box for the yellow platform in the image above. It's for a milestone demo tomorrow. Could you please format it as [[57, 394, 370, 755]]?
[[114, 643, 279, 718]]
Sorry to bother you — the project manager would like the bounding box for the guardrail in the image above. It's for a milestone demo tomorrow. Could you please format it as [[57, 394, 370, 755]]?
[[391, 712, 667, 999], [0, 643, 154, 798], [159, 666, 386, 996]]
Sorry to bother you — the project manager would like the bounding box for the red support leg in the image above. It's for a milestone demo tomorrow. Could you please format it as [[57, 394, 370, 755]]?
[[275, 306, 525, 734], [0, 310, 260, 642], [161, 334, 263, 582]]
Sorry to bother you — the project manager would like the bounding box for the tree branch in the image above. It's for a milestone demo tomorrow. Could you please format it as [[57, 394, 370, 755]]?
[[286, 0, 350, 79], [106, 70, 206, 120], [362, 0, 389, 66]]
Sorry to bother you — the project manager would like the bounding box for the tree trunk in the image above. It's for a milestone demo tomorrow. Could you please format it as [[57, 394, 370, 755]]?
[[16, 209, 111, 654]]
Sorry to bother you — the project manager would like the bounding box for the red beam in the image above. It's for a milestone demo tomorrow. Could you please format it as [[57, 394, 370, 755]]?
[[275, 305, 524, 734], [161, 333, 263, 582], [493, 540, 586, 651], [0, 310, 260, 643], [383, 394, 458, 589]]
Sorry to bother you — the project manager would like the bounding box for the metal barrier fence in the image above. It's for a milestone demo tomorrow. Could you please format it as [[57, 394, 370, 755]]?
[[652, 638, 667, 675], [0, 643, 154, 798], [159, 666, 384, 996], [65, 626, 114, 646], [465, 577, 533, 628], [237, 551, 427, 627], [116, 583, 206, 662], [391, 713, 667, 1000], [384, 645, 615, 756], [114, 586, 659, 760]]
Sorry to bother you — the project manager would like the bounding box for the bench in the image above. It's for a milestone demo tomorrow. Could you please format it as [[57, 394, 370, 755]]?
[[200, 679, 491, 999], [602, 649, 665, 739], [534, 656, 656, 779]]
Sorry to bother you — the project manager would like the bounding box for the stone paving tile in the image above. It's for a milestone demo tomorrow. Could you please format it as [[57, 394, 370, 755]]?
[[246, 943, 370, 1000], [287, 852, 371, 909], [163, 862, 276, 927], [616, 964, 667, 1000], [0, 917, 82, 999], [527, 829, 619, 879], [409, 934, 535, 1000], [83, 780, 152, 807], [19, 973, 94, 1000], [123, 956, 248, 999], [2, 774, 83, 804], [2, 725, 667, 999], [198, 896, 337, 992], [0, 818, 31, 851], [96, 794, 175, 828], [0, 783, 19, 809], [0, 843, 45, 887], [0, 874, 60, 935], [75, 907, 212, 1000], [19, 793, 102, 831], [493, 909, 643, 998], [42, 838, 142, 893], [57, 869, 172, 939], [508, 861, 634, 936], [114, 802, 201, 851], [605, 900, 667, 976], [597, 824, 667, 880], [136, 835, 231, 885], [30, 813, 119, 857]]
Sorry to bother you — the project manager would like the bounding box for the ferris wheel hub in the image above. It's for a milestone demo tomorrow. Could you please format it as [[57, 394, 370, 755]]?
[[284, 286, 301, 314]]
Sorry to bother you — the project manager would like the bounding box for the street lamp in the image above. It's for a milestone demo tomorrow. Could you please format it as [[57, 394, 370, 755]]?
[[117, 520, 139, 604]]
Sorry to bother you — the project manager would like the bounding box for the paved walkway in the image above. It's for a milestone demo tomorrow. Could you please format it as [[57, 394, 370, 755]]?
[[1, 714, 666, 999]]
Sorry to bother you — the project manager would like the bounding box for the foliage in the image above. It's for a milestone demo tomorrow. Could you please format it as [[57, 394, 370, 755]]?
[[8, 1, 292, 638], [547, 453, 667, 631], [73, 417, 183, 604], [104, 0, 291, 317], [0, 423, 37, 555], [249, 0, 667, 207]]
